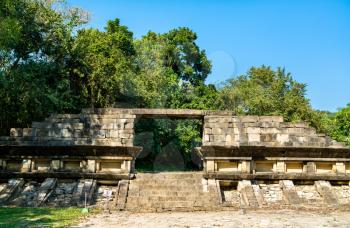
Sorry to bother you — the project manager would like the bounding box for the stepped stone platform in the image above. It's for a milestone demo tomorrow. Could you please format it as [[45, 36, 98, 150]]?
[[1, 108, 350, 211], [125, 172, 220, 212]]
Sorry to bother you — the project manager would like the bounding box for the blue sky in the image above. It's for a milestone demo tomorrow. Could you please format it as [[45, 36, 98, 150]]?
[[68, 0, 350, 112]]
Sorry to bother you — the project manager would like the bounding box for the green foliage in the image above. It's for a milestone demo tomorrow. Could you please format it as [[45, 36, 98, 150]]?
[[161, 28, 211, 86], [71, 18, 136, 108], [218, 66, 314, 123], [329, 104, 350, 146], [131, 30, 215, 169], [0, 0, 87, 132], [131, 33, 179, 107]]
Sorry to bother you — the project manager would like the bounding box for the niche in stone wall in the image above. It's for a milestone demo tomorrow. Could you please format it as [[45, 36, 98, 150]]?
[[286, 162, 303, 173], [315, 162, 335, 174], [216, 161, 238, 172], [99, 160, 122, 173], [6, 160, 22, 171], [255, 161, 274, 173], [34, 160, 51, 171], [63, 160, 81, 171]]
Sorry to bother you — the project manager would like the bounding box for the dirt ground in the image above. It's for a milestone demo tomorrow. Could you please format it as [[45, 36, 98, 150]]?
[[74, 209, 350, 228]]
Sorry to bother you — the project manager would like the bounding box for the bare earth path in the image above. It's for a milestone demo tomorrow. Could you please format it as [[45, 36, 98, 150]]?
[[74, 210, 350, 228]]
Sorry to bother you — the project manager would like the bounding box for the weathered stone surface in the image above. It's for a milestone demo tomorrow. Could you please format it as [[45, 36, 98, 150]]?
[[279, 180, 301, 204], [71, 179, 97, 207], [237, 180, 259, 208], [125, 173, 220, 212], [0, 178, 24, 205], [314, 180, 338, 204], [35, 178, 57, 206], [115, 180, 129, 210]]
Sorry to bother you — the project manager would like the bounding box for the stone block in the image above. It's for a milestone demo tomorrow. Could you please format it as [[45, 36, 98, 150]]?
[[294, 122, 309, 128], [259, 116, 283, 122], [260, 133, 277, 142], [93, 139, 122, 146], [47, 129, 62, 138], [203, 122, 216, 128], [241, 161, 251, 173], [244, 122, 259, 127], [124, 122, 134, 129], [246, 127, 260, 134], [203, 134, 210, 142], [10, 128, 23, 137], [260, 127, 281, 134], [100, 123, 115, 130], [204, 128, 212, 134], [61, 129, 72, 138], [208, 134, 214, 142], [276, 134, 289, 144], [32, 122, 51, 129], [206, 118, 219, 123], [225, 134, 232, 142], [121, 138, 133, 146], [106, 130, 119, 138], [91, 130, 106, 138], [213, 134, 225, 142], [206, 160, 215, 172], [22, 128, 33, 137], [336, 162, 346, 174], [73, 130, 82, 138], [248, 133, 260, 142], [51, 160, 60, 170], [240, 116, 259, 123], [87, 160, 96, 173], [227, 122, 234, 128], [306, 162, 316, 174], [212, 128, 222, 135], [275, 161, 286, 172], [279, 180, 301, 205], [122, 160, 131, 173], [260, 122, 281, 128], [21, 159, 31, 172]]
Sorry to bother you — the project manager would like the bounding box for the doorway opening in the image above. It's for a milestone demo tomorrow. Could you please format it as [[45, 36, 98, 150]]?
[[134, 117, 203, 172]]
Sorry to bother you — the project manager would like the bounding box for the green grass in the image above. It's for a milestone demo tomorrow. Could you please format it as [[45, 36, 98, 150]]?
[[0, 207, 89, 227]]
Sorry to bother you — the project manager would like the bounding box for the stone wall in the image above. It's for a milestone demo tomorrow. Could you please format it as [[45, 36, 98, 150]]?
[[0, 109, 345, 149], [0, 113, 135, 146], [203, 115, 344, 148]]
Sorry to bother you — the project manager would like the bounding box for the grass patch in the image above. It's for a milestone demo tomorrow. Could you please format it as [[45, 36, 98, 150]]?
[[0, 207, 89, 227]]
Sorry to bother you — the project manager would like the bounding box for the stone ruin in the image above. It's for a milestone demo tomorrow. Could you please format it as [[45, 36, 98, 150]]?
[[0, 108, 350, 211]]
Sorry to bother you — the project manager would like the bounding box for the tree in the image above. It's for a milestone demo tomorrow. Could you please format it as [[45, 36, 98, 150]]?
[[71, 19, 136, 108], [161, 28, 211, 86], [218, 66, 314, 123], [131, 32, 179, 108], [0, 0, 86, 133], [330, 104, 350, 146], [131, 30, 216, 170]]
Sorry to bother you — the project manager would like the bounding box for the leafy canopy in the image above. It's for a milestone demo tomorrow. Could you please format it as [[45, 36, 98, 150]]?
[[218, 66, 314, 123]]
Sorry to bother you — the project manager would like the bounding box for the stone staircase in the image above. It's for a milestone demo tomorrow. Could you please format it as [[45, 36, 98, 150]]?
[[125, 172, 220, 212]]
